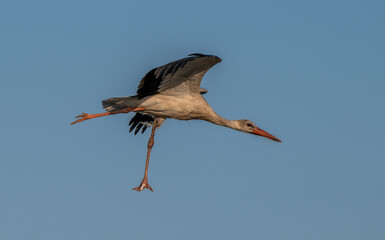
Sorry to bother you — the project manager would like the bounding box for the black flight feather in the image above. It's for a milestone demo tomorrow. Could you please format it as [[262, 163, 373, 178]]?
[[128, 113, 154, 134]]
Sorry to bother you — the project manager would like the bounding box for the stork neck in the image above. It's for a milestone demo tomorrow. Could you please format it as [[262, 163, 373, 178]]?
[[205, 111, 240, 131]]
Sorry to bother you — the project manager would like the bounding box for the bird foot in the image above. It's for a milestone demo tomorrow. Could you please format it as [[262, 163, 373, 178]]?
[[132, 178, 153, 192], [71, 112, 90, 125]]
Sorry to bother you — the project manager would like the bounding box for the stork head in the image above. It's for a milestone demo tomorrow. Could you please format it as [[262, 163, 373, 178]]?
[[237, 119, 281, 142]]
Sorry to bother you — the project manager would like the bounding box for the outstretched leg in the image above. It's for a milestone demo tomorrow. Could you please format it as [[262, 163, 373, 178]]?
[[133, 118, 157, 192], [70, 107, 145, 125]]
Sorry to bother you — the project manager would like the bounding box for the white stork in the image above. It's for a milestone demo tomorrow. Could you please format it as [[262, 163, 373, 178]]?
[[71, 53, 281, 192]]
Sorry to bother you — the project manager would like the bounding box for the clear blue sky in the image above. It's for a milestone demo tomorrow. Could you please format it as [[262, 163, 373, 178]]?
[[1, 0, 384, 239]]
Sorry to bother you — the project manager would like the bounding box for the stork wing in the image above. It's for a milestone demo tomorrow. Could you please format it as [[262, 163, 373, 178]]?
[[136, 53, 221, 99], [129, 113, 154, 134]]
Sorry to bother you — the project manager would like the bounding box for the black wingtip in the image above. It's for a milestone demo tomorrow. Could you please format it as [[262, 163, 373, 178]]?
[[141, 125, 148, 134], [188, 53, 207, 57], [134, 124, 143, 135], [188, 53, 221, 62], [128, 113, 154, 135]]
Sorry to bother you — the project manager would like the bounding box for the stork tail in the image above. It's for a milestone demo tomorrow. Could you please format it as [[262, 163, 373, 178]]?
[[102, 97, 137, 112]]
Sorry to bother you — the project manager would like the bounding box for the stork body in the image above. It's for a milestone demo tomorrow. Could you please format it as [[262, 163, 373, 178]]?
[[71, 53, 281, 192], [104, 94, 209, 120]]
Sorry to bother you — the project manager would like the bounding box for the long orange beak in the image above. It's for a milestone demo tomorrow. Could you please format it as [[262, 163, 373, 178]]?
[[252, 128, 281, 142]]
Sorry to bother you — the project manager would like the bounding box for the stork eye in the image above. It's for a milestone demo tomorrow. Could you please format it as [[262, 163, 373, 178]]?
[[247, 123, 254, 127]]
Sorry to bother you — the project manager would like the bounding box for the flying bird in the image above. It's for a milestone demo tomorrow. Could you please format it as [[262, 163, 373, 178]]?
[[71, 53, 281, 192]]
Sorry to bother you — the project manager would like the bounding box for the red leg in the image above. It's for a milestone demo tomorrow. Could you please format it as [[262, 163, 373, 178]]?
[[133, 118, 157, 192], [70, 107, 145, 125]]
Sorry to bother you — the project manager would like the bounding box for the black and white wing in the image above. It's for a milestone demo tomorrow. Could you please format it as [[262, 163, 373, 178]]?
[[136, 53, 221, 99]]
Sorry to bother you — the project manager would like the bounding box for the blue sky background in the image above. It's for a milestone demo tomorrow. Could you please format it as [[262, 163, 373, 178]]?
[[1, 0, 384, 239]]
